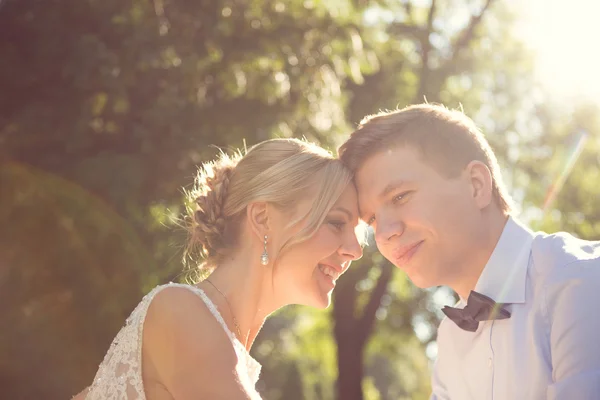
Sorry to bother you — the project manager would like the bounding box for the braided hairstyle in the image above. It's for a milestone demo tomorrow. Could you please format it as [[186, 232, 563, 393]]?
[[189, 153, 239, 261]]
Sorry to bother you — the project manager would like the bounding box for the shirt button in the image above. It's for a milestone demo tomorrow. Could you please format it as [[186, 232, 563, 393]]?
[[487, 357, 493, 368]]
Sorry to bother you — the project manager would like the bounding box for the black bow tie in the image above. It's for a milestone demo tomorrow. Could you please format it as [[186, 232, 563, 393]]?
[[442, 291, 511, 332]]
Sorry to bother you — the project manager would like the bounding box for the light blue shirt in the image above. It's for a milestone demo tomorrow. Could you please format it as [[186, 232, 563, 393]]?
[[431, 217, 600, 399]]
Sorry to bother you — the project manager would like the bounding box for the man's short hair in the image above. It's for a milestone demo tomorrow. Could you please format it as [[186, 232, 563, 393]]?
[[338, 103, 513, 214]]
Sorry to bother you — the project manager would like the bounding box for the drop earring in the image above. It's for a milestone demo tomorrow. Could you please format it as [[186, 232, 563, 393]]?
[[260, 235, 269, 265]]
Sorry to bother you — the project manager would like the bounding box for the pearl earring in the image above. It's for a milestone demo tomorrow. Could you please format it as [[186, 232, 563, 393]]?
[[260, 235, 269, 265]]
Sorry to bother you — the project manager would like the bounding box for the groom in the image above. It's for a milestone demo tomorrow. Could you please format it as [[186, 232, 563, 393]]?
[[338, 104, 600, 399]]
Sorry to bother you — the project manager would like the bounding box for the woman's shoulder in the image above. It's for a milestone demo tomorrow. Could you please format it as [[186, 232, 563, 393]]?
[[145, 283, 226, 332], [141, 283, 244, 397], [143, 282, 235, 355]]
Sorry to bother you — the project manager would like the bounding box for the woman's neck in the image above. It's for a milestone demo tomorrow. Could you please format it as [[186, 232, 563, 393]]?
[[198, 250, 280, 350]]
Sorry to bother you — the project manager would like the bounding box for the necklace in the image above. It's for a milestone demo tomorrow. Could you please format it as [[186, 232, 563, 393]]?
[[204, 278, 243, 341]]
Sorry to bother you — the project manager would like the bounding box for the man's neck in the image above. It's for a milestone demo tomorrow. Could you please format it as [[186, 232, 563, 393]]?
[[454, 212, 510, 300]]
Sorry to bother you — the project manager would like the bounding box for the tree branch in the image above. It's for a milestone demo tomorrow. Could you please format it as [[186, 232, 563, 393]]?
[[414, 0, 437, 102], [438, 0, 496, 79], [402, 0, 414, 24], [357, 262, 394, 347], [388, 22, 428, 43], [455, 0, 494, 57]]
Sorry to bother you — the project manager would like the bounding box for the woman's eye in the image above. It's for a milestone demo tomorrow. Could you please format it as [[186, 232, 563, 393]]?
[[328, 220, 346, 230]]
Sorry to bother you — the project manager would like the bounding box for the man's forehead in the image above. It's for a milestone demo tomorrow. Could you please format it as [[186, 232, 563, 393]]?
[[355, 158, 402, 196], [355, 168, 376, 192], [354, 177, 379, 219], [354, 154, 417, 215]]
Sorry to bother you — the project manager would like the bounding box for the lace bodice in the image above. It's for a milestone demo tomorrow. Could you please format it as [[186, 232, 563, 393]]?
[[85, 283, 262, 399]]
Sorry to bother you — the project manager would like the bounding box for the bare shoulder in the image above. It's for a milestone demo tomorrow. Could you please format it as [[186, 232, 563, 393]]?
[[145, 285, 227, 333], [142, 285, 252, 399], [143, 285, 236, 365], [70, 387, 89, 400]]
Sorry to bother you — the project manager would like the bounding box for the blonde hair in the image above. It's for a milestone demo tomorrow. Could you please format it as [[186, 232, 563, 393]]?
[[338, 103, 513, 214], [186, 138, 353, 268]]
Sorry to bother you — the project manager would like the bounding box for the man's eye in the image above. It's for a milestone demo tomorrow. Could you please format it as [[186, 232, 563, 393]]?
[[367, 216, 376, 225], [392, 191, 411, 204]]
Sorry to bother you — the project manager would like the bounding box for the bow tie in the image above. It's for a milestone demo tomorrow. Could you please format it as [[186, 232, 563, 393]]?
[[442, 291, 511, 332]]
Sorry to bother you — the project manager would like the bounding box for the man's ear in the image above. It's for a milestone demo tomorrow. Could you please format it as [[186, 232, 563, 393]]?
[[465, 160, 493, 210], [246, 201, 270, 240]]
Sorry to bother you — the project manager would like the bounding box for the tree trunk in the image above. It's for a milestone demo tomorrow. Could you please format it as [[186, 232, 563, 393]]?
[[333, 262, 393, 400], [336, 336, 365, 400]]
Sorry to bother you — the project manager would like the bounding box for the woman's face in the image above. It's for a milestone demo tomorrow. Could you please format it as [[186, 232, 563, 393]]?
[[270, 183, 364, 309]]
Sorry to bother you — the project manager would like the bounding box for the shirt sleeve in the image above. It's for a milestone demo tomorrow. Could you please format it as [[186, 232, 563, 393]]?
[[545, 258, 600, 399]]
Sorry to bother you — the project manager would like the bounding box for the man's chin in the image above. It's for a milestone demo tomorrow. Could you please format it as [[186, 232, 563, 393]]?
[[404, 270, 437, 289]]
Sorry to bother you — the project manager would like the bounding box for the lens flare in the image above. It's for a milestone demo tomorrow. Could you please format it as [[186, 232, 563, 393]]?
[[542, 130, 589, 213]]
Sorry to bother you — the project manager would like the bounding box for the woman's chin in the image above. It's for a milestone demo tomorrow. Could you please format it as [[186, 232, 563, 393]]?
[[292, 280, 335, 309], [314, 298, 331, 310], [311, 290, 333, 309], [297, 291, 332, 309], [311, 273, 336, 308]]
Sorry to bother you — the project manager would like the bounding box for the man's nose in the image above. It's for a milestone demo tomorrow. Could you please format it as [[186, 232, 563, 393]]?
[[374, 217, 405, 244]]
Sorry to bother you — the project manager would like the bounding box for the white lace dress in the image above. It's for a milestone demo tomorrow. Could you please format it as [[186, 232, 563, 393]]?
[[84, 283, 262, 399]]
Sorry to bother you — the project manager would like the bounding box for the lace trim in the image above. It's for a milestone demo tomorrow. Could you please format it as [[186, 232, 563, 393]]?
[[86, 285, 160, 400], [85, 283, 261, 400]]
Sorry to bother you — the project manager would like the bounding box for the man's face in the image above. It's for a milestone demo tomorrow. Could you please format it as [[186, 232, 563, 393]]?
[[355, 145, 482, 288]]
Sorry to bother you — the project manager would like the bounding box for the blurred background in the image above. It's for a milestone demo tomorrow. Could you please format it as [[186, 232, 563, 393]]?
[[1, 0, 599, 399]]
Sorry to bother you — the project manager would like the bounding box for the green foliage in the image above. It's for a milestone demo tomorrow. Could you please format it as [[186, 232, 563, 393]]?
[[0, 162, 151, 398]]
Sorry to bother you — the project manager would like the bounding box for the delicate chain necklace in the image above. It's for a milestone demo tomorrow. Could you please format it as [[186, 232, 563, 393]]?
[[204, 278, 243, 341]]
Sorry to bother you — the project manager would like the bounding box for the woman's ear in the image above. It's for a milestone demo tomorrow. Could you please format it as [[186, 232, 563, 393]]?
[[465, 160, 493, 210], [246, 201, 270, 240]]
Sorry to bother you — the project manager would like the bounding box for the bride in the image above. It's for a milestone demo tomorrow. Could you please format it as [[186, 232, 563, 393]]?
[[73, 138, 363, 399]]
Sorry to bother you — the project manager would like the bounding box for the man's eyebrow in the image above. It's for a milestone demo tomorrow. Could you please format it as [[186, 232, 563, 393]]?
[[379, 180, 405, 199], [358, 180, 406, 221]]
